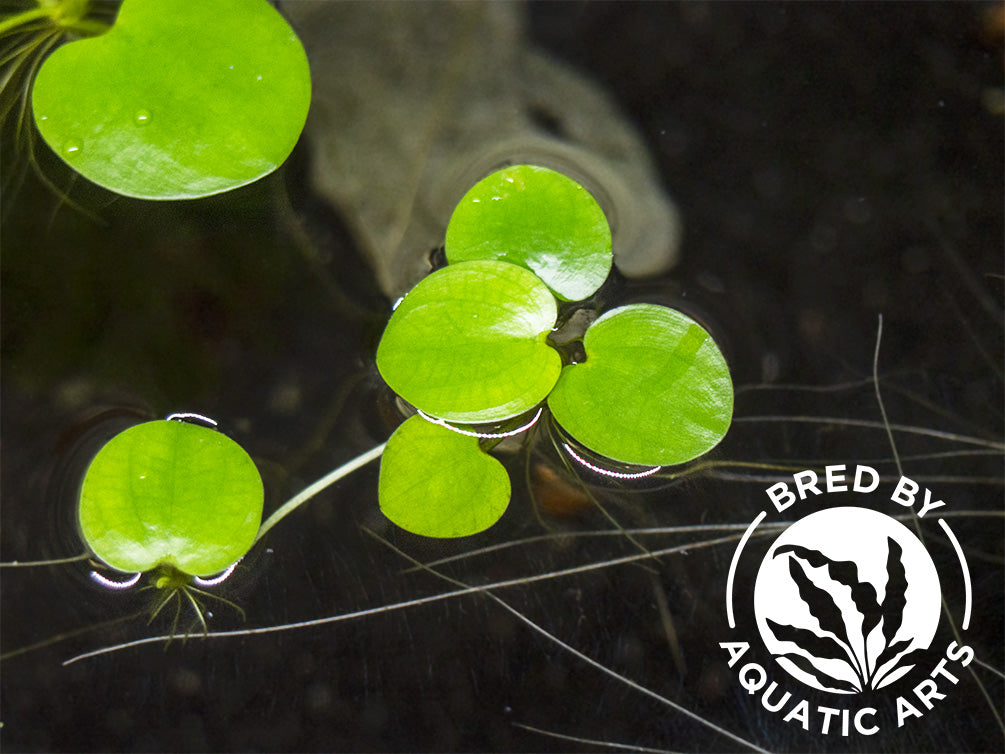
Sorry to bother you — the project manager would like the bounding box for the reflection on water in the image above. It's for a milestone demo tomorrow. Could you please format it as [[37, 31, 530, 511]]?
[[286, 1, 681, 298]]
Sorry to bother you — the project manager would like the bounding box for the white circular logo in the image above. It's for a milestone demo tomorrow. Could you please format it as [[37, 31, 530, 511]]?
[[753, 506, 941, 693]]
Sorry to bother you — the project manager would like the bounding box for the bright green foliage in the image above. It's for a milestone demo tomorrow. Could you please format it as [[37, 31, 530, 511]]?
[[376, 165, 734, 539], [31, 0, 311, 199], [376, 260, 561, 423], [548, 304, 734, 466], [445, 164, 612, 301], [78, 420, 264, 575], [378, 415, 510, 538]]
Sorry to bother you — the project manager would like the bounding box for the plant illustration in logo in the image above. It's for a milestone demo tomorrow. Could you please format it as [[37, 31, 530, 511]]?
[[753, 507, 941, 693]]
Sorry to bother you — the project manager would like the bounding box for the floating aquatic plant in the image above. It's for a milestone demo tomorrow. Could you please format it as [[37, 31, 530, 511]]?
[[78, 415, 263, 632], [26, 0, 310, 199], [375, 163, 734, 537]]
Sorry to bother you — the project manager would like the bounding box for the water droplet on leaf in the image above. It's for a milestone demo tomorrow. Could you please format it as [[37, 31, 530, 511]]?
[[134, 109, 152, 125]]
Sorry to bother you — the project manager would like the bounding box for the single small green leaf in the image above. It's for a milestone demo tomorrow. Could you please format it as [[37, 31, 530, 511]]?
[[31, 0, 311, 199], [376, 260, 561, 423], [78, 420, 264, 575], [378, 415, 510, 538], [548, 304, 733, 465], [445, 164, 612, 301]]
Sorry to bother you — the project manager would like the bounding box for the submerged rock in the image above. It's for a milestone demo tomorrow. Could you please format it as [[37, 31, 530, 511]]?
[[286, 2, 681, 299]]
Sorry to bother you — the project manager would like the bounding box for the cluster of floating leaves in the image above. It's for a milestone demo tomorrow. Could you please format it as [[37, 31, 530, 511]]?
[[375, 163, 734, 537]]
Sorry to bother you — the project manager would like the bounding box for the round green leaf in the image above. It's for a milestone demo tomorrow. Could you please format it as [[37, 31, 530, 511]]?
[[376, 260, 561, 423], [378, 415, 510, 538], [445, 164, 612, 301], [78, 419, 264, 575], [547, 304, 734, 466], [31, 0, 311, 199]]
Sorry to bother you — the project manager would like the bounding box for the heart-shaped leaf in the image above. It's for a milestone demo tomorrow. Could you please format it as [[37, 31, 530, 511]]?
[[376, 260, 561, 423], [378, 415, 510, 538], [31, 0, 311, 199], [548, 304, 733, 465], [78, 419, 264, 575], [445, 164, 612, 301]]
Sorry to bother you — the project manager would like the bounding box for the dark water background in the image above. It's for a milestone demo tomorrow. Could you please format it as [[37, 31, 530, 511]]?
[[2, 3, 1002, 752]]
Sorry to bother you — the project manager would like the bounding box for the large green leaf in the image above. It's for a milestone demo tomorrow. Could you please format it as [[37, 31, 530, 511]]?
[[376, 260, 561, 423], [378, 415, 510, 538], [31, 0, 310, 199], [548, 304, 733, 466], [78, 420, 264, 575], [445, 164, 612, 301]]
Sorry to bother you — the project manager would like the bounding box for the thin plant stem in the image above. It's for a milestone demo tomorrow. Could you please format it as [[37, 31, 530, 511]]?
[[255, 442, 386, 543], [180, 588, 208, 635], [733, 415, 1003, 450], [56, 507, 1001, 665], [871, 314, 1004, 734], [512, 721, 679, 754], [62, 530, 769, 665], [365, 528, 771, 754], [0, 8, 110, 37], [0, 610, 143, 661], [56, 17, 109, 35], [0, 8, 50, 36], [873, 314, 903, 479], [0, 551, 91, 567]]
